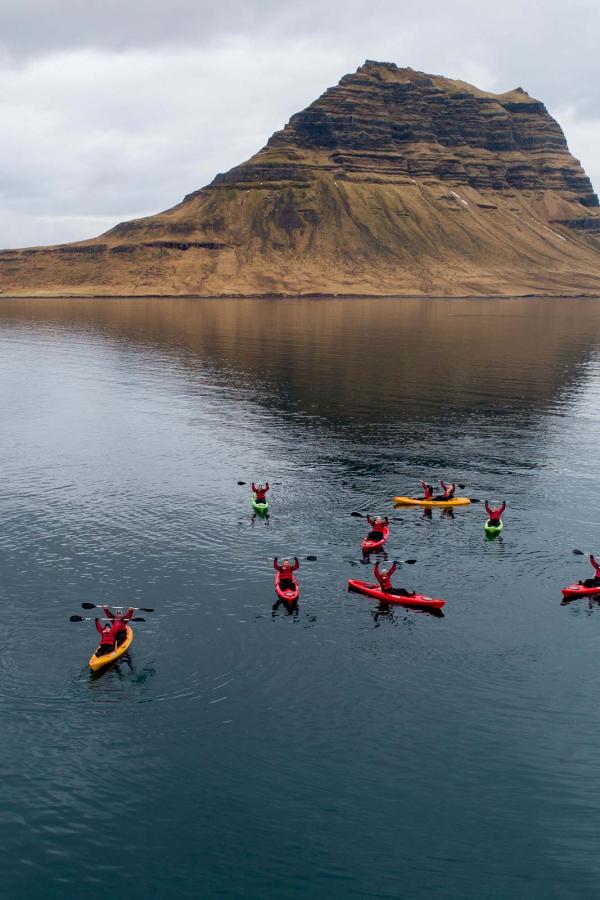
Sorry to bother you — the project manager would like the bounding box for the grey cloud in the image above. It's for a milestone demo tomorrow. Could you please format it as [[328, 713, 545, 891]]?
[[1, 0, 599, 248]]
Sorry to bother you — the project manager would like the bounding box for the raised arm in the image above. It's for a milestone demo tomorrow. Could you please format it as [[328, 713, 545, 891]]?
[[389, 561, 397, 577], [291, 557, 299, 571], [251, 482, 257, 493], [591, 554, 599, 571], [273, 557, 280, 572], [367, 515, 374, 526], [103, 606, 114, 619], [485, 501, 492, 517], [95, 618, 104, 635], [498, 501, 506, 516]]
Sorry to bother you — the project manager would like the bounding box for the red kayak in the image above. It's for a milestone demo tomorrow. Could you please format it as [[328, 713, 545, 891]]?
[[361, 526, 390, 554], [561, 582, 600, 599], [348, 579, 445, 610], [275, 571, 299, 604]]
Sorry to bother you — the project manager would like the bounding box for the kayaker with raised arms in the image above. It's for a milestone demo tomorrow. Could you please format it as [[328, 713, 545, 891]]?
[[103, 606, 134, 645], [579, 555, 600, 588], [274, 557, 299, 589], [374, 561, 415, 597], [367, 515, 388, 540], [94, 619, 118, 657], [252, 482, 269, 503], [438, 481, 456, 501], [485, 500, 506, 525], [421, 481, 434, 500]]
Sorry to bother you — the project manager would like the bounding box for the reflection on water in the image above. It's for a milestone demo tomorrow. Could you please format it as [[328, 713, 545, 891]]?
[[2, 297, 600, 898]]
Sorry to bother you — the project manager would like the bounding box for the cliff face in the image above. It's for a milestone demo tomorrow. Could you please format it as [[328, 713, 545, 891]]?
[[2, 60, 600, 297]]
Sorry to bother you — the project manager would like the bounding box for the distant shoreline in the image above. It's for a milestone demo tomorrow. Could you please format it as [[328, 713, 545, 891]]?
[[1, 292, 600, 301]]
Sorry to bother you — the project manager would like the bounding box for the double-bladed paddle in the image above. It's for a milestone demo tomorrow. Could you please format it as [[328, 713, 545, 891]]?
[[81, 603, 154, 611]]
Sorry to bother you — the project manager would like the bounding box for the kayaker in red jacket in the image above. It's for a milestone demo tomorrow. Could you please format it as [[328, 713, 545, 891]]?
[[580, 555, 600, 587], [252, 482, 269, 502], [95, 619, 118, 656], [274, 557, 299, 589], [103, 606, 134, 644], [374, 561, 397, 591], [438, 481, 456, 500], [367, 515, 389, 540], [485, 501, 506, 524], [373, 561, 414, 597], [421, 481, 434, 500]]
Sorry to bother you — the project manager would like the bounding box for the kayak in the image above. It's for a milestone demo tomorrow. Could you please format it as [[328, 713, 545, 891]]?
[[362, 526, 390, 554], [275, 571, 299, 604], [348, 580, 445, 610], [561, 583, 600, 600], [484, 519, 503, 537], [89, 625, 133, 673], [393, 496, 471, 508], [252, 494, 269, 515]]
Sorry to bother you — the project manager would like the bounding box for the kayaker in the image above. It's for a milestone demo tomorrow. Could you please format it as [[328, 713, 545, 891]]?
[[438, 481, 456, 500], [421, 481, 434, 500], [102, 606, 134, 645], [94, 619, 117, 657], [374, 561, 397, 591], [252, 482, 269, 503], [373, 561, 415, 597], [579, 555, 600, 588], [366, 515, 389, 540], [274, 556, 299, 589], [485, 500, 506, 525]]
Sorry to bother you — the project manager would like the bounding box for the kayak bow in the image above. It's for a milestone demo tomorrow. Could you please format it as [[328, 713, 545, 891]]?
[[361, 526, 390, 554], [252, 494, 269, 515], [484, 519, 503, 536], [348, 580, 445, 610], [561, 583, 600, 600], [275, 571, 299, 604], [89, 625, 134, 673]]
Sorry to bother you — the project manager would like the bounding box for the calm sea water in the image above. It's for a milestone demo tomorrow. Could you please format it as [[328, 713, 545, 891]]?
[[1, 296, 600, 899]]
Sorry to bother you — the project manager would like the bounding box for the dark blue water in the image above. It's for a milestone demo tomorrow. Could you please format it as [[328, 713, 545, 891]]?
[[2, 296, 600, 898]]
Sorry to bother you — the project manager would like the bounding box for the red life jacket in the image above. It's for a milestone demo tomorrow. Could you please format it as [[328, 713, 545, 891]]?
[[252, 483, 269, 502], [374, 561, 397, 591]]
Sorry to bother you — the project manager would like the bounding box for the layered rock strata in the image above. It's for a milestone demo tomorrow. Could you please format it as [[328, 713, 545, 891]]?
[[1, 60, 600, 297]]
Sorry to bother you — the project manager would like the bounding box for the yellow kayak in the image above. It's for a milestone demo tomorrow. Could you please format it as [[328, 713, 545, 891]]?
[[89, 625, 134, 672], [393, 496, 472, 508]]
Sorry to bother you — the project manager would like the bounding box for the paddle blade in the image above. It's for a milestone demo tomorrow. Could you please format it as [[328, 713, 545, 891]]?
[[351, 511, 364, 518], [138, 607, 154, 612], [237, 480, 246, 486], [81, 602, 96, 609], [70, 615, 83, 622], [469, 498, 481, 503], [305, 556, 317, 562], [458, 483, 466, 490], [573, 549, 586, 556], [404, 559, 417, 565], [131, 617, 145, 622]]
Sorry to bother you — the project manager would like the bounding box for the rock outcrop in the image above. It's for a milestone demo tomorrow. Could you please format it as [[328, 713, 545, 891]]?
[[2, 60, 600, 297]]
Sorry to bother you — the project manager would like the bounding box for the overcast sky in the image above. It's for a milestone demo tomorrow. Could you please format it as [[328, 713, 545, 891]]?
[[1, 0, 599, 248]]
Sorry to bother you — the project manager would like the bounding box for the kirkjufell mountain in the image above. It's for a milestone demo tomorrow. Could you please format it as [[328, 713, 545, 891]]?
[[2, 60, 600, 297]]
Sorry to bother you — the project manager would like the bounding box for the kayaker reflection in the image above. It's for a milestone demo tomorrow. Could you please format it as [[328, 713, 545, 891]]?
[[252, 482, 269, 503], [366, 515, 388, 541], [579, 554, 600, 588], [374, 561, 415, 598], [485, 500, 506, 526], [273, 556, 299, 590], [94, 607, 133, 656]]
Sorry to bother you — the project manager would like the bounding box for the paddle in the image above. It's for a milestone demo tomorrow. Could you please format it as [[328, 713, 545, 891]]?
[[237, 481, 247, 485], [70, 615, 146, 622], [351, 512, 403, 521], [305, 555, 318, 561], [573, 549, 589, 556], [81, 603, 154, 611]]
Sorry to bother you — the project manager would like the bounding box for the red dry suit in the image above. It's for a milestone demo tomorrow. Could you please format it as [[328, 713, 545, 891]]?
[[485, 501, 506, 524], [252, 483, 269, 502]]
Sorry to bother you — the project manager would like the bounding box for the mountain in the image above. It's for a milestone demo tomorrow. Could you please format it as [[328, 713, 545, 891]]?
[[2, 60, 600, 297]]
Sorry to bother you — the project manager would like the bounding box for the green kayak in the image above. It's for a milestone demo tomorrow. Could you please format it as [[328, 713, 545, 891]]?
[[252, 495, 269, 515], [484, 519, 503, 537]]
